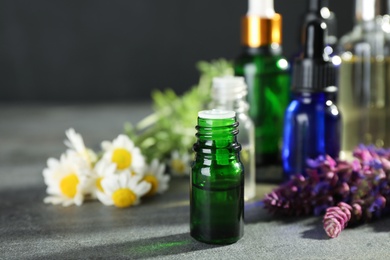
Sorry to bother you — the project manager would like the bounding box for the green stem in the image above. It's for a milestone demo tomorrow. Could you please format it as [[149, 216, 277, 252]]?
[[135, 113, 160, 132]]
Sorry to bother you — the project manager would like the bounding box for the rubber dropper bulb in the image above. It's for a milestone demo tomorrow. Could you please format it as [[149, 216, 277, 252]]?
[[247, 0, 275, 18], [292, 19, 336, 92], [303, 20, 327, 60]]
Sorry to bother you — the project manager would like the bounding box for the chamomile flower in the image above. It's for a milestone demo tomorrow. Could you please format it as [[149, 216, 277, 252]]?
[[91, 160, 117, 198], [64, 128, 97, 168], [142, 159, 170, 196], [101, 134, 145, 173], [43, 152, 92, 206], [169, 151, 190, 176], [97, 171, 151, 208]]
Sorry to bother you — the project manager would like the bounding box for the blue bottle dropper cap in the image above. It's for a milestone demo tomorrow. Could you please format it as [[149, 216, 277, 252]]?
[[292, 19, 337, 93]]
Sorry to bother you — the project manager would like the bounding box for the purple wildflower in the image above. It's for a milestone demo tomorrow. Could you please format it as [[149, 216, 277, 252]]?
[[263, 145, 390, 238]]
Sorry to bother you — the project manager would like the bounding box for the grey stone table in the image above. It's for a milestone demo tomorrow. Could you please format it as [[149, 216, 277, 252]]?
[[1, 103, 389, 260]]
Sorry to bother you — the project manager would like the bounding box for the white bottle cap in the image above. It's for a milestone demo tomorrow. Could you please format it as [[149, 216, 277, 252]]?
[[198, 109, 236, 119], [247, 0, 275, 18], [212, 76, 248, 102]]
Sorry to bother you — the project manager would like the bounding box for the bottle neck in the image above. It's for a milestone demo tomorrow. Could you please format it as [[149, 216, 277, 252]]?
[[241, 44, 282, 56], [292, 92, 326, 102], [210, 98, 249, 114], [194, 117, 241, 158]]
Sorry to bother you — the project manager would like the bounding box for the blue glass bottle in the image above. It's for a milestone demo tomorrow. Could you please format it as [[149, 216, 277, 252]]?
[[282, 19, 338, 179], [324, 86, 341, 159], [283, 92, 326, 177]]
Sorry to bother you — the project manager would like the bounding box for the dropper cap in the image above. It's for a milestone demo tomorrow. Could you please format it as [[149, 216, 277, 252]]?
[[292, 19, 337, 92], [241, 0, 282, 47]]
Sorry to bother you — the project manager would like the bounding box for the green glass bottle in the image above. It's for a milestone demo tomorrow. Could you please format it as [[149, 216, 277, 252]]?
[[234, 0, 290, 166], [190, 110, 244, 245]]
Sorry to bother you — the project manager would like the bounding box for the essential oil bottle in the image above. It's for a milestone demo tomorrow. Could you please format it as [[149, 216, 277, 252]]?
[[209, 76, 255, 201], [234, 0, 290, 167], [282, 19, 338, 179], [190, 110, 244, 244], [338, 0, 390, 160]]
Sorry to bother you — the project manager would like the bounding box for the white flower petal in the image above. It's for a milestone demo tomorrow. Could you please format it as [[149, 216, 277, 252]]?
[[115, 134, 134, 149], [94, 160, 117, 178], [128, 174, 142, 190], [46, 186, 60, 196], [96, 191, 113, 206], [74, 194, 84, 206], [101, 176, 118, 194], [62, 200, 74, 207], [65, 128, 88, 155], [44, 196, 63, 205], [118, 171, 130, 188], [101, 140, 112, 151], [134, 181, 151, 197], [47, 158, 60, 169]]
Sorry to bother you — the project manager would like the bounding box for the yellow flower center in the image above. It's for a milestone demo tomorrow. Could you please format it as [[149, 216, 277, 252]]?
[[111, 188, 137, 208], [112, 148, 132, 170], [60, 174, 79, 198], [96, 177, 104, 192], [143, 174, 159, 196], [171, 159, 186, 174]]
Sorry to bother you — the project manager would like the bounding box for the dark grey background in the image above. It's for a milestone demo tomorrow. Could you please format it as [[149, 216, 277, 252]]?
[[0, 0, 353, 103]]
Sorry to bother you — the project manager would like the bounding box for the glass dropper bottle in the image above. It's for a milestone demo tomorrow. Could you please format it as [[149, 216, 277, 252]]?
[[283, 19, 338, 178], [234, 0, 290, 169]]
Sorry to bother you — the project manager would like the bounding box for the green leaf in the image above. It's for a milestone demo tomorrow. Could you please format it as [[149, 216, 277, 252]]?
[[124, 59, 234, 163]]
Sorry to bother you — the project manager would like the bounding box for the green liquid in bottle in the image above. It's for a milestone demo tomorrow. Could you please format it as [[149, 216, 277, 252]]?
[[190, 110, 244, 244], [235, 47, 290, 166], [190, 182, 244, 245]]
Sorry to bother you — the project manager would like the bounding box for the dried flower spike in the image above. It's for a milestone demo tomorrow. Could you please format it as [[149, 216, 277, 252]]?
[[323, 202, 352, 238]]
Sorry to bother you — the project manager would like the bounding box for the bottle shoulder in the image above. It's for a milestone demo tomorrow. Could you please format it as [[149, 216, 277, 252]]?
[[235, 52, 288, 63], [234, 54, 290, 74], [325, 102, 341, 119], [192, 158, 243, 177], [286, 97, 326, 114], [339, 24, 390, 54]]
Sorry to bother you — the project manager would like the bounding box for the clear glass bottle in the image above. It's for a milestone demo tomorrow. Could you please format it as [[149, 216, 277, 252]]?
[[209, 76, 255, 201], [338, 0, 390, 159], [190, 110, 244, 244], [234, 0, 290, 167]]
